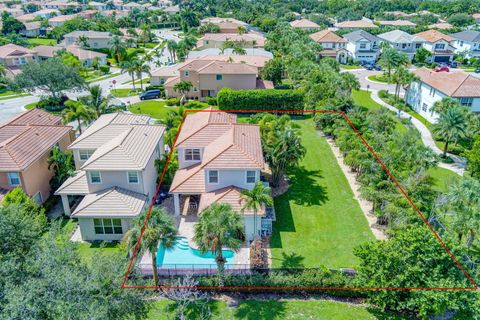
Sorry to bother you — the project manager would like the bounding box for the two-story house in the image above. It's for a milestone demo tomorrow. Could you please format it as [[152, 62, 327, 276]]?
[[63, 31, 114, 49], [405, 67, 480, 123], [289, 19, 321, 31], [414, 30, 455, 63], [378, 30, 425, 60], [451, 30, 480, 59], [0, 44, 38, 76], [164, 59, 273, 100], [309, 30, 348, 63], [343, 30, 382, 63], [196, 33, 265, 50], [0, 109, 73, 204], [55, 113, 165, 241], [169, 109, 265, 241]]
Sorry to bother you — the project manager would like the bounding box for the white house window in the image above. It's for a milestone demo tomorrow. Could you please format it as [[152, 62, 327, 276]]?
[[435, 43, 445, 50], [184, 71, 190, 77], [33, 191, 43, 204], [216, 74, 223, 81], [208, 170, 218, 184], [359, 43, 366, 49], [422, 103, 428, 112], [127, 171, 139, 184], [460, 97, 473, 107], [246, 171, 256, 184], [89, 171, 101, 184], [415, 43, 422, 48], [184, 149, 200, 161], [94, 218, 123, 234], [193, 87, 198, 92], [7, 172, 20, 186], [79, 149, 95, 160]]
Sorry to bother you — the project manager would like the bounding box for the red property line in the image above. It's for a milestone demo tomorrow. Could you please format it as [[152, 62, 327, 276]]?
[[121, 109, 479, 291]]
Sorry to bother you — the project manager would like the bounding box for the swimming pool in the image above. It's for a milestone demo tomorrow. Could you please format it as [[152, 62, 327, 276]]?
[[156, 236, 235, 268]]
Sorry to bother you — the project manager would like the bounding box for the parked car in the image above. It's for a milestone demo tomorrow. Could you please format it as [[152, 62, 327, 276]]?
[[448, 61, 458, 68], [364, 64, 374, 70], [475, 68, 480, 74], [434, 65, 449, 72], [374, 64, 382, 71], [140, 90, 161, 100]]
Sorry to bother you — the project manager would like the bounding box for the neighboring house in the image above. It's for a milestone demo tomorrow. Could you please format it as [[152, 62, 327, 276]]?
[[164, 5, 180, 15], [0, 44, 38, 77], [309, 30, 348, 63], [20, 21, 45, 37], [196, 33, 265, 50], [378, 30, 425, 60], [48, 14, 78, 27], [474, 13, 480, 24], [0, 108, 73, 204], [88, 1, 108, 10], [376, 20, 417, 27], [121, 2, 146, 11], [32, 8, 60, 19], [78, 9, 99, 19], [428, 23, 454, 30], [164, 59, 272, 99], [334, 19, 378, 29], [343, 30, 382, 63], [383, 11, 411, 19], [169, 109, 266, 241], [451, 30, 480, 58], [16, 13, 36, 23], [414, 30, 455, 63], [289, 19, 321, 30], [63, 30, 113, 49], [43, 1, 80, 10], [34, 45, 107, 67], [55, 113, 165, 242], [1, 7, 24, 17], [187, 48, 273, 60], [200, 17, 249, 33], [405, 67, 480, 123]]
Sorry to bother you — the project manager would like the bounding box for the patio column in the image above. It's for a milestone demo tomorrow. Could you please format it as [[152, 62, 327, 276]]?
[[61, 194, 71, 216], [173, 193, 180, 216]]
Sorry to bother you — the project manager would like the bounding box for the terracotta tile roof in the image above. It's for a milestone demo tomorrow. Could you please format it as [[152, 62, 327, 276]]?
[[185, 55, 270, 68], [428, 23, 454, 30], [0, 44, 36, 59], [199, 185, 265, 216], [0, 109, 71, 171], [290, 19, 320, 29], [309, 30, 347, 43], [334, 19, 378, 28], [55, 170, 89, 195], [49, 14, 77, 22], [7, 108, 62, 126], [413, 67, 480, 97], [201, 17, 248, 27], [415, 30, 453, 43], [197, 60, 258, 74], [377, 20, 416, 27]]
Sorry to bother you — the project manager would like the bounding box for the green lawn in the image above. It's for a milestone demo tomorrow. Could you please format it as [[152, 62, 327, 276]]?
[[270, 119, 375, 269], [111, 88, 142, 97], [85, 72, 121, 83], [77, 242, 125, 264], [26, 37, 57, 46], [367, 74, 389, 83], [340, 65, 363, 70], [428, 167, 460, 192], [148, 299, 405, 320], [128, 100, 175, 119]]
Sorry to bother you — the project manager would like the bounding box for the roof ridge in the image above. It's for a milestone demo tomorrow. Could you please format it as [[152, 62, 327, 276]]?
[[115, 187, 139, 212], [196, 60, 217, 73], [76, 187, 114, 214], [450, 73, 472, 97]]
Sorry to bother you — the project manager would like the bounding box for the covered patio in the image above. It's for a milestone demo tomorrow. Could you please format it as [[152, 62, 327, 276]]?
[[54, 171, 89, 216]]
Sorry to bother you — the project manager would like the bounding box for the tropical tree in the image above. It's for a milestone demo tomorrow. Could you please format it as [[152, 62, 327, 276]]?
[[135, 59, 151, 91], [166, 39, 178, 61], [340, 72, 360, 95], [232, 45, 246, 55], [120, 59, 138, 90], [110, 35, 127, 63], [465, 135, 480, 178], [173, 80, 193, 104], [47, 145, 75, 191], [390, 66, 417, 102], [80, 84, 111, 118], [377, 47, 409, 77], [432, 106, 468, 157], [193, 203, 244, 286], [431, 97, 462, 114], [237, 26, 247, 34], [260, 58, 284, 85], [76, 35, 89, 48], [123, 208, 176, 288], [241, 181, 273, 240], [414, 47, 431, 65], [62, 100, 95, 135]]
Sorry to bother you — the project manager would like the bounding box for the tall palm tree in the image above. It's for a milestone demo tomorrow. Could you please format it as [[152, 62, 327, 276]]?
[[378, 48, 409, 77], [433, 106, 468, 157], [109, 35, 127, 63], [241, 181, 273, 240], [232, 45, 246, 55], [431, 97, 462, 114], [390, 66, 417, 102], [135, 59, 151, 91], [81, 85, 111, 118], [173, 80, 193, 104], [123, 208, 176, 288], [62, 100, 95, 135], [340, 72, 360, 96], [120, 59, 138, 90], [194, 203, 244, 286], [47, 145, 74, 191], [166, 40, 177, 61]]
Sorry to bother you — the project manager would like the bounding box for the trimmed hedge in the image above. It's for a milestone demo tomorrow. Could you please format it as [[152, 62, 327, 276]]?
[[217, 88, 304, 111]]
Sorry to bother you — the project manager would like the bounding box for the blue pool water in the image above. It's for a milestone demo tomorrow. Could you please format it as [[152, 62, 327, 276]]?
[[156, 236, 235, 268]]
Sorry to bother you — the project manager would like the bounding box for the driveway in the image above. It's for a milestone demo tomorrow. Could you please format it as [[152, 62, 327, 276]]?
[[343, 68, 405, 96]]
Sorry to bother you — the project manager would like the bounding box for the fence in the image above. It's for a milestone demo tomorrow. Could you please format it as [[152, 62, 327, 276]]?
[[139, 263, 252, 277]]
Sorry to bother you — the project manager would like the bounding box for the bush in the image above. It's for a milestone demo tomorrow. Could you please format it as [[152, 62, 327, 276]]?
[[217, 88, 304, 111], [165, 97, 180, 106], [37, 96, 68, 112], [184, 101, 208, 109], [206, 96, 217, 106], [99, 64, 110, 74]]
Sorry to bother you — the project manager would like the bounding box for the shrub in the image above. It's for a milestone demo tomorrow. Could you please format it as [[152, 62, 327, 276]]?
[[99, 64, 110, 74], [165, 97, 180, 106], [37, 96, 68, 112], [217, 88, 304, 111], [184, 101, 208, 109], [206, 96, 217, 106]]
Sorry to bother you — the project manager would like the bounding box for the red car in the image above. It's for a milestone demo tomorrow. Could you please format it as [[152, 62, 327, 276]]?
[[434, 65, 449, 72]]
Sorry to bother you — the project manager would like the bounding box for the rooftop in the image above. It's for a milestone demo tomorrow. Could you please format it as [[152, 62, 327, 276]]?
[[451, 30, 480, 43], [378, 30, 424, 43], [415, 30, 453, 43], [334, 19, 378, 28], [289, 19, 320, 29], [343, 30, 381, 42], [309, 30, 347, 43], [413, 67, 480, 98]]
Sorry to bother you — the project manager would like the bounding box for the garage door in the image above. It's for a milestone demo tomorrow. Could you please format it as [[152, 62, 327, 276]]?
[[434, 56, 450, 63]]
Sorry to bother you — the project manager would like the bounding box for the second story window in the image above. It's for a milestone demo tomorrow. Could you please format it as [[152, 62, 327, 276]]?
[[127, 171, 139, 184], [7, 172, 20, 186], [246, 171, 256, 184], [216, 74, 223, 81], [89, 171, 101, 184], [185, 149, 200, 161], [359, 43, 366, 49], [79, 149, 95, 161], [435, 43, 445, 50], [460, 97, 473, 107], [184, 71, 190, 77], [416, 43, 422, 48], [208, 170, 218, 184]]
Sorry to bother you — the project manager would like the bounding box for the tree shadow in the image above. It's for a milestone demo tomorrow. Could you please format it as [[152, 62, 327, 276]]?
[[366, 307, 411, 320], [287, 166, 329, 206], [234, 300, 286, 320], [166, 299, 221, 319], [279, 252, 305, 269]]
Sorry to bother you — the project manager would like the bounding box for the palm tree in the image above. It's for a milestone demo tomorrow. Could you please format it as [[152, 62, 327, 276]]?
[[123, 208, 176, 288], [232, 45, 246, 55], [62, 100, 95, 135], [378, 47, 409, 77], [433, 106, 468, 157], [193, 203, 244, 286], [47, 145, 74, 191], [237, 26, 247, 34], [241, 181, 273, 240], [76, 35, 89, 48], [390, 66, 417, 102], [135, 59, 151, 91], [431, 97, 462, 114], [120, 59, 138, 90], [81, 85, 111, 118], [166, 40, 177, 61], [109, 35, 127, 63], [340, 72, 360, 96], [173, 80, 193, 104]]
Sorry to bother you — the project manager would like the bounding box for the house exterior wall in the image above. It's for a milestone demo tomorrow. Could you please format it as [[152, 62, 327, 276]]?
[[453, 40, 480, 58], [199, 74, 256, 92], [0, 54, 38, 67], [244, 215, 261, 242], [177, 147, 204, 169], [346, 40, 380, 63], [64, 36, 111, 49], [78, 217, 133, 241], [142, 138, 164, 199], [421, 40, 454, 62], [204, 169, 260, 192], [85, 169, 146, 194]]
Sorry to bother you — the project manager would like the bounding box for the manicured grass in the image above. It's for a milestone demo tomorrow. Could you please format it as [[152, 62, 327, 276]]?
[[85, 72, 121, 83], [26, 37, 57, 46], [77, 241, 125, 264], [428, 167, 460, 192], [128, 100, 175, 119], [270, 119, 375, 269], [24, 102, 38, 110], [121, 77, 151, 85], [148, 299, 405, 320], [0, 93, 29, 100], [111, 88, 142, 97], [367, 74, 389, 83], [340, 64, 363, 70]]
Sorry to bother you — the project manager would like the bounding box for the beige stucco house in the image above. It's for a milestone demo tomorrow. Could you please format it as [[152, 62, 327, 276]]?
[[34, 44, 108, 68], [310, 30, 348, 63], [200, 17, 249, 33], [0, 109, 73, 204], [63, 30, 113, 49], [196, 32, 265, 50], [55, 113, 165, 242], [0, 44, 38, 76]]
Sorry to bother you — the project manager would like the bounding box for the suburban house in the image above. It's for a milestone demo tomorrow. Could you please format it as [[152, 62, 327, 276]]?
[[309, 30, 348, 63], [414, 30, 455, 63], [48, 14, 78, 27], [55, 113, 165, 241], [121, 2, 147, 11], [378, 30, 425, 60], [0, 44, 38, 76], [289, 19, 321, 30], [1, 7, 24, 17], [376, 20, 417, 27], [405, 67, 480, 122], [88, 1, 108, 11], [32, 8, 60, 19], [383, 11, 411, 19], [169, 109, 267, 241], [0, 108, 73, 204], [343, 30, 382, 63], [200, 17, 249, 33], [451, 30, 480, 58], [16, 13, 36, 23], [34, 45, 108, 67], [187, 47, 273, 60], [474, 13, 480, 24], [334, 19, 378, 29], [428, 23, 454, 30], [20, 21, 45, 37], [163, 59, 273, 99], [63, 31, 113, 49], [196, 32, 265, 50], [43, 1, 80, 10]]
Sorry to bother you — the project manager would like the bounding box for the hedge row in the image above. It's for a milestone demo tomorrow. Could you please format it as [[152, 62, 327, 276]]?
[[216, 88, 304, 111]]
